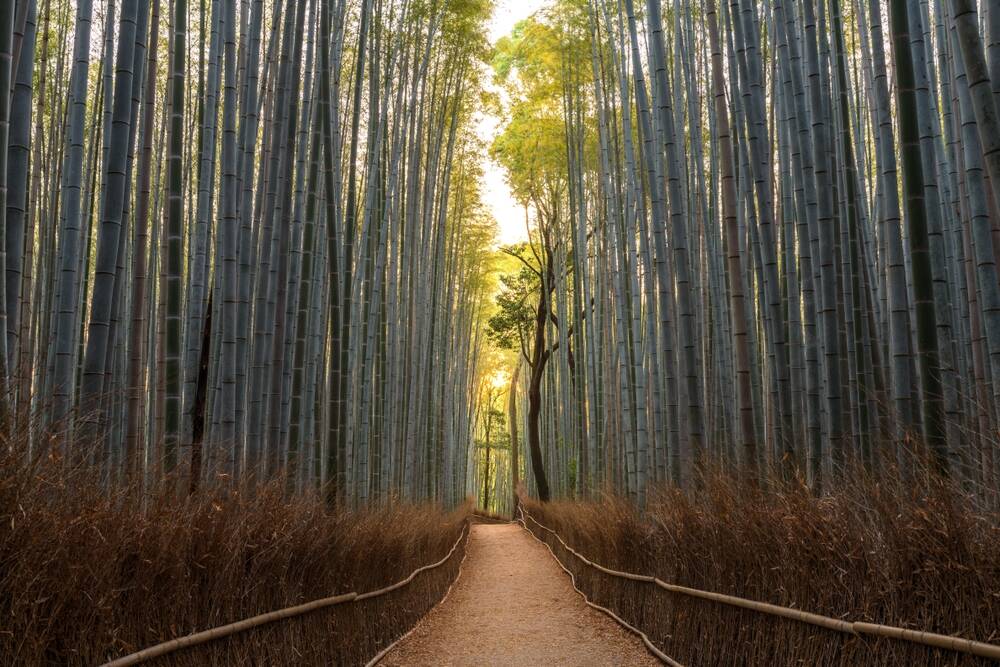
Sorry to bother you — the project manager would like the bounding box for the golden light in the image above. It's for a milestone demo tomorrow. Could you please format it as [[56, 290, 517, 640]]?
[[489, 369, 510, 389]]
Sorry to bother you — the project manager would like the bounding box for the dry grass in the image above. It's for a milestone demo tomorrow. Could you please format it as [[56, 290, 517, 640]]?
[[0, 453, 469, 665], [523, 471, 1000, 666], [470, 508, 511, 524]]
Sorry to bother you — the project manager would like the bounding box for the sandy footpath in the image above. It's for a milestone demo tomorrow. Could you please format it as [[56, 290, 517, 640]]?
[[380, 523, 660, 666]]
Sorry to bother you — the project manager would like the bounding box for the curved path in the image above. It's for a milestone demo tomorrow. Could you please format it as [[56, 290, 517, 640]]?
[[380, 522, 660, 666]]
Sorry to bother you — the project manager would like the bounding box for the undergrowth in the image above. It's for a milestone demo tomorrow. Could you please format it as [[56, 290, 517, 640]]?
[[522, 470, 1000, 666], [0, 453, 469, 665]]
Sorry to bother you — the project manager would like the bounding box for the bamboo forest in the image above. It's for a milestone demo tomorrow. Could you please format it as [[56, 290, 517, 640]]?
[[3, 0, 1000, 664]]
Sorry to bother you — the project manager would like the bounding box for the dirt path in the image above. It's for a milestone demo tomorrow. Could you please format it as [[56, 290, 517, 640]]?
[[379, 523, 660, 666]]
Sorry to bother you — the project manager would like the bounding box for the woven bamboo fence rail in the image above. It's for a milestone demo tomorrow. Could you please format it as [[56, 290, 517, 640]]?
[[516, 508, 681, 665], [363, 519, 474, 667], [101, 521, 470, 667], [519, 508, 1000, 662]]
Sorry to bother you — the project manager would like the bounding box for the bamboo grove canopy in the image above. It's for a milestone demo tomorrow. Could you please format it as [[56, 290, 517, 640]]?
[[1, 0, 497, 506], [486, 0, 1000, 503], [1, 0, 1000, 507]]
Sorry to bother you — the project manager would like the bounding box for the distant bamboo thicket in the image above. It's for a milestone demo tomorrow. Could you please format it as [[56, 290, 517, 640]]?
[[490, 0, 1000, 504], [0, 0, 498, 505]]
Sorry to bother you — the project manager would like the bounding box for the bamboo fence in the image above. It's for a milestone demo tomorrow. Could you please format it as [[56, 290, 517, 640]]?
[[519, 508, 1000, 662], [101, 521, 470, 666]]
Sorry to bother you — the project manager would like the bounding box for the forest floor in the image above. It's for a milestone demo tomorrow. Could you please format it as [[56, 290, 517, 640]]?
[[379, 522, 659, 666]]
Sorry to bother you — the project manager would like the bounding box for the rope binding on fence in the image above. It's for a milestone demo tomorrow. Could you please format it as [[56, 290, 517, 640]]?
[[516, 507, 681, 666], [101, 520, 471, 667], [364, 518, 475, 667], [518, 506, 1000, 662]]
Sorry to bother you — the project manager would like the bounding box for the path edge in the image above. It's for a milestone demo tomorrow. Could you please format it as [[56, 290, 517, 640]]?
[[516, 512, 681, 667], [365, 520, 475, 667]]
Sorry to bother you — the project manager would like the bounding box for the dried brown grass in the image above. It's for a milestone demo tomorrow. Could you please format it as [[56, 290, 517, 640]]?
[[470, 508, 510, 524], [0, 452, 469, 665], [523, 470, 1000, 666]]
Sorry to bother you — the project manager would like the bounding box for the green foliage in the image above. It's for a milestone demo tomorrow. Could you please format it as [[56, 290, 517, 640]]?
[[489, 14, 576, 207], [476, 405, 511, 450], [486, 244, 540, 356], [488, 2, 600, 234], [440, 0, 495, 61]]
